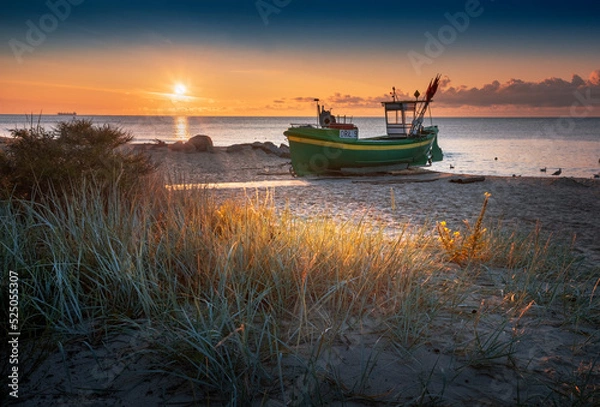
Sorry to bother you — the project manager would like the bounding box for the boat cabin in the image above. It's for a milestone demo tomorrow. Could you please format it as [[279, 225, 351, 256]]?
[[382, 101, 419, 137], [382, 87, 432, 138], [382, 99, 433, 138]]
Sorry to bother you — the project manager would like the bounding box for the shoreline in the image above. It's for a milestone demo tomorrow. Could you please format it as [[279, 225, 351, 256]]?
[[136, 141, 600, 182]]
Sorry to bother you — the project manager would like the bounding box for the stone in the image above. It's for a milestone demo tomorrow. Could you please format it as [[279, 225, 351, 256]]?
[[226, 143, 251, 153], [251, 141, 290, 158], [278, 143, 291, 158], [169, 140, 196, 153], [187, 134, 214, 152], [224, 142, 290, 158]]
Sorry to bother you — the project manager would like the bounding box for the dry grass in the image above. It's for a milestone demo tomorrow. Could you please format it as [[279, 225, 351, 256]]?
[[1, 181, 598, 405]]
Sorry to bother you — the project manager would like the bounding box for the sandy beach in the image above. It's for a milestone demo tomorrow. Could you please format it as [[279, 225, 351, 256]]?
[[10, 145, 600, 406], [147, 144, 600, 265]]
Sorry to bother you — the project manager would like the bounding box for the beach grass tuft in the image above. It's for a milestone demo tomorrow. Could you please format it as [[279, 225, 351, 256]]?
[[1, 178, 598, 405]]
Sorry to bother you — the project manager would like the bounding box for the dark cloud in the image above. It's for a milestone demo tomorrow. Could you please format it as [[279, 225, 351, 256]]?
[[438, 71, 600, 108], [329, 93, 366, 104], [326, 93, 392, 109], [293, 97, 317, 103], [288, 71, 600, 114]]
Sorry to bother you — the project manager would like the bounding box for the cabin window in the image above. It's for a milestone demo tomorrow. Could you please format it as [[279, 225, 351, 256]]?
[[384, 102, 416, 136]]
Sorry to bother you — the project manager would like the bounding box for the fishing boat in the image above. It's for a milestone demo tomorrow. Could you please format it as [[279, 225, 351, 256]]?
[[284, 75, 443, 176]]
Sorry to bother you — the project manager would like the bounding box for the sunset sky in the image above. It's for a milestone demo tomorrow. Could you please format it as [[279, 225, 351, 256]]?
[[1, 0, 599, 116]]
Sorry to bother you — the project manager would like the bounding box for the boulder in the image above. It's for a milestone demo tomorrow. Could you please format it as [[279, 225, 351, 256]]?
[[251, 141, 276, 155], [169, 140, 196, 153], [188, 134, 214, 152], [278, 143, 291, 158], [152, 139, 168, 148], [251, 141, 290, 158], [224, 141, 290, 158], [226, 143, 252, 153]]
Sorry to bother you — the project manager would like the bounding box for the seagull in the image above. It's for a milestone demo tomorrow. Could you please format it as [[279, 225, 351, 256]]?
[[540, 167, 546, 172], [449, 164, 455, 169], [552, 168, 562, 176]]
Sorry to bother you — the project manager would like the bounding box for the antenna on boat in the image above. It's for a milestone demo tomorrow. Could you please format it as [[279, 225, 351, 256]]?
[[314, 98, 320, 126]]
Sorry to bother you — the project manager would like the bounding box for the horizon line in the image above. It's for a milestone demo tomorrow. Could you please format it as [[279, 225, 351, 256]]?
[[1, 113, 600, 119]]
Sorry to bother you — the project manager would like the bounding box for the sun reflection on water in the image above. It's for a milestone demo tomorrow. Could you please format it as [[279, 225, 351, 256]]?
[[174, 116, 189, 140]]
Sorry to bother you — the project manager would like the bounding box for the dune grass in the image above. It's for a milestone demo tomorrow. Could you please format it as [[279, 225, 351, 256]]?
[[1, 180, 598, 405]]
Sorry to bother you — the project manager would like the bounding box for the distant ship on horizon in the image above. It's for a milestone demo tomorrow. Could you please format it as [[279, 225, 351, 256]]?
[[57, 112, 77, 116]]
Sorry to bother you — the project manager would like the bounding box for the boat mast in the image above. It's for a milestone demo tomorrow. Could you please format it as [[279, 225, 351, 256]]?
[[390, 87, 398, 123], [409, 74, 441, 136]]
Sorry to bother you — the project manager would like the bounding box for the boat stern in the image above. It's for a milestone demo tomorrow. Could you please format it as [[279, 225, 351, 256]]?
[[430, 130, 443, 163]]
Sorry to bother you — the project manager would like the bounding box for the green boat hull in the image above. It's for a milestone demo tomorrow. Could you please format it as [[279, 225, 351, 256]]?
[[284, 125, 443, 176]]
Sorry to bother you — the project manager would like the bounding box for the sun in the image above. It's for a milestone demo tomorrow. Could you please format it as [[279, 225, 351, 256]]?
[[174, 83, 187, 96]]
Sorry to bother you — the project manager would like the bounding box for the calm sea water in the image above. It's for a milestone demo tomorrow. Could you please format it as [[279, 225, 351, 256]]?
[[1, 115, 599, 179]]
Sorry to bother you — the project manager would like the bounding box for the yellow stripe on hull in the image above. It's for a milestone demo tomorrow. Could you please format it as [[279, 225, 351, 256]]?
[[286, 135, 433, 151]]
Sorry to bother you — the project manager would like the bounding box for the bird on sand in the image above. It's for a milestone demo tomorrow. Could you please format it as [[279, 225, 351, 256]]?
[[449, 164, 455, 169], [540, 167, 546, 172], [552, 168, 562, 176]]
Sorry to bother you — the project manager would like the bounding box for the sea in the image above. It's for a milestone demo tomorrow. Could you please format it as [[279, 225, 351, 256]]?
[[1, 115, 599, 179]]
